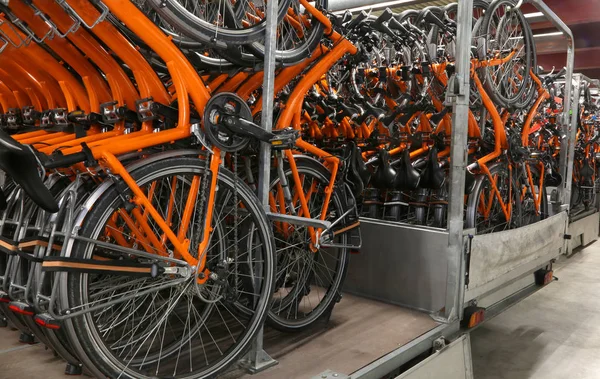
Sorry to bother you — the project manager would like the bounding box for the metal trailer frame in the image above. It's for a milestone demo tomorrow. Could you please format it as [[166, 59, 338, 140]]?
[[564, 74, 600, 255], [240, 0, 578, 377]]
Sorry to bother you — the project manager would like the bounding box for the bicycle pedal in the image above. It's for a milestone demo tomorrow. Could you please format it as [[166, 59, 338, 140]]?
[[18, 332, 36, 345], [52, 108, 69, 127], [270, 128, 299, 150], [135, 97, 158, 122], [5, 108, 21, 129], [8, 301, 34, 316], [21, 106, 40, 126], [99, 101, 122, 124], [64, 362, 83, 376], [34, 313, 61, 330], [40, 110, 53, 128]]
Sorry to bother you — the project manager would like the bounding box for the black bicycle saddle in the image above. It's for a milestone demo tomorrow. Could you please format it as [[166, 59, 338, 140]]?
[[372, 149, 396, 189], [394, 149, 420, 191], [419, 147, 445, 190], [346, 142, 371, 196], [0, 129, 59, 213]]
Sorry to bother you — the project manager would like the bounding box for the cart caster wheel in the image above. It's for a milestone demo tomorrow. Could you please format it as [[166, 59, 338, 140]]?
[[19, 332, 36, 344], [65, 363, 83, 375], [0, 317, 7, 327]]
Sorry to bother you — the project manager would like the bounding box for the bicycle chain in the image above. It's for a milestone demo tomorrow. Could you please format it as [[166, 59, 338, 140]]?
[[192, 149, 211, 265], [232, 152, 240, 296]]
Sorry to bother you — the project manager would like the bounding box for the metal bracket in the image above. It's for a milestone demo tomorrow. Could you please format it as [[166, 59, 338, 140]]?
[[238, 328, 278, 374], [432, 337, 447, 352], [191, 123, 214, 154], [312, 370, 350, 379]]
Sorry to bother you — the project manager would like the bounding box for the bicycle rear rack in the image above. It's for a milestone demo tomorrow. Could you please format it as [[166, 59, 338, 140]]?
[[0, 17, 30, 49], [55, 0, 110, 30], [30, 3, 81, 38]]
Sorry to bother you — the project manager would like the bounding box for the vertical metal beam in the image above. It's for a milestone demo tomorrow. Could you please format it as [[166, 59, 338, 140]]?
[[525, 0, 575, 209], [563, 74, 581, 211], [257, 0, 279, 208], [444, 0, 473, 322], [240, 0, 279, 373]]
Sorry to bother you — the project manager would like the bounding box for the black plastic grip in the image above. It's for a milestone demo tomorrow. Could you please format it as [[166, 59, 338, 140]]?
[[44, 151, 88, 169], [423, 10, 447, 31], [371, 9, 395, 35], [346, 10, 369, 30]]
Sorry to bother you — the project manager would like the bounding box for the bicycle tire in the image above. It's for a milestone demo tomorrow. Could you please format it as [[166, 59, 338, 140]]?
[[267, 157, 350, 332], [146, 0, 293, 46], [479, 0, 532, 108], [466, 162, 522, 233], [64, 157, 275, 378]]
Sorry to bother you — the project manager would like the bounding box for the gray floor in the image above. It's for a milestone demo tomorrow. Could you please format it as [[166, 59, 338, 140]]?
[[471, 239, 600, 379]]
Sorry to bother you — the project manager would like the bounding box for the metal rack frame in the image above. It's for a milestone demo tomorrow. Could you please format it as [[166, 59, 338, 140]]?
[[240, 0, 580, 377], [564, 74, 600, 254]]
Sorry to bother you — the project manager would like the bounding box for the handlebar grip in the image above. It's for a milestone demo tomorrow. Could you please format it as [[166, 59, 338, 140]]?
[[373, 8, 393, 25], [555, 67, 567, 79], [423, 10, 447, 30], [388, 17, 410, 35], [346, 10, 368, 30], [371, 9, 397, 39]]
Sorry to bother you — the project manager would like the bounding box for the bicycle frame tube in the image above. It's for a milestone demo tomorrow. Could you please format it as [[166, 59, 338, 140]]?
[[33, 0, 140, 109], [10, 1, 111, 109], [0, 64, 47, 110], [64, 0, 170, 105]]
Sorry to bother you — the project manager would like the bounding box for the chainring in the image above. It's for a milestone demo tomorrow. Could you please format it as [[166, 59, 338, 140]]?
[[203, 92, 252, 152]]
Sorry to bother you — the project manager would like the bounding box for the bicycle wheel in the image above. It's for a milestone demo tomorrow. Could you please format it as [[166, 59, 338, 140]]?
[[145, 0, 292, 45], [245, 0, 328, 64], [65, 157, 275, 378], [267, 157, 350, 332], [519, 164, 548, 226], [478, 0, 532, 107], [466, 162, 522, 234]]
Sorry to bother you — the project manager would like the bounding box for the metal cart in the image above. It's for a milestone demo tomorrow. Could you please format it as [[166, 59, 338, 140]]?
[[238, 0, 582, 378]]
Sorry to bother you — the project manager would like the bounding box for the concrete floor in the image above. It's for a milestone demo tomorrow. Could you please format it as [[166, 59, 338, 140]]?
[[471, 239, 600, 379], [1, 241, 600, 378]]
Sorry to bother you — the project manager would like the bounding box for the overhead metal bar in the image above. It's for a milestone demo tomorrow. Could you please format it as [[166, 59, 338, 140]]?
[[328, 0, 451, 13]]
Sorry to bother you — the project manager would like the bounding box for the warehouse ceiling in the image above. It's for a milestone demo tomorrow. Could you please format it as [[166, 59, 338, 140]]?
[[521, 0, 600, 79]]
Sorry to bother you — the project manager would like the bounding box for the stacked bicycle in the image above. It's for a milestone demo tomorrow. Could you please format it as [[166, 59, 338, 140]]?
[[0, 0, 572, 377]]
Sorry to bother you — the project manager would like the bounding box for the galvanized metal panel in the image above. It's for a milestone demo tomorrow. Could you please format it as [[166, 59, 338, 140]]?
[[344, 219, 449, 313], [566, 212, 600, 254], [394, 335, 473, 379]]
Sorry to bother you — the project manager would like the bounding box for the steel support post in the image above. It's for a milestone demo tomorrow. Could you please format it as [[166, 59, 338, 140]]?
[[563, 74, 581, 212], [525, 0, 575, 210], [443, 0, 472, 322], [240, 0, 279, 372]]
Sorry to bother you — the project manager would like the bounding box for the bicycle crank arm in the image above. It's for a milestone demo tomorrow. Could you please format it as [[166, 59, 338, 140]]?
[[221, 115, 275, 143]]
